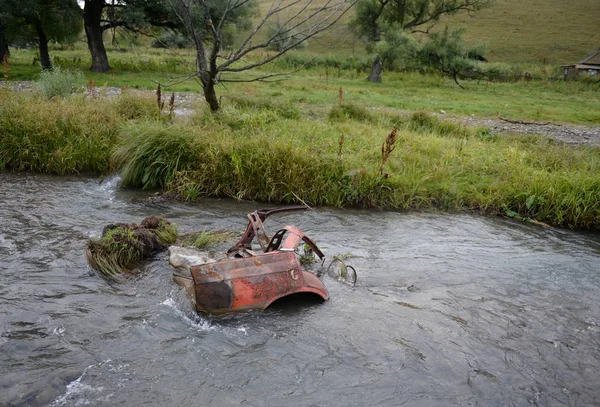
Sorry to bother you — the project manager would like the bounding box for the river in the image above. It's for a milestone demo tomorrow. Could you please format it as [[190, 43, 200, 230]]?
[[1, 172, 599, 406]]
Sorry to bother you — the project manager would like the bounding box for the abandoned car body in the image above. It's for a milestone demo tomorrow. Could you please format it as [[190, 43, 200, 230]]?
[[172, 207, 329, 314]]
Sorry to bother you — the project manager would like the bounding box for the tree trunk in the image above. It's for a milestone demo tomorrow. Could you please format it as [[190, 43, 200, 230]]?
[[84, 0, 110, 72], [0, 24, 9, 60], [203, 79, 220, 111], [34, 21, 52, 70], [367, 55, 382, 83]]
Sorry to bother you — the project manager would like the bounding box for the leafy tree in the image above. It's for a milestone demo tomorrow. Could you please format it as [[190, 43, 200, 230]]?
[[170, 0, 355, 111], [418, 26, 486, 87], [83, 0, 178, 72], [1, 0, 81, 70], [350, 0, 492, 82]]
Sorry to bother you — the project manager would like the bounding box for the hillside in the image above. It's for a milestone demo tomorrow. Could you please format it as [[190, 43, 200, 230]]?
[[260, 0, 600, 64], [442, 0, 600, 64]]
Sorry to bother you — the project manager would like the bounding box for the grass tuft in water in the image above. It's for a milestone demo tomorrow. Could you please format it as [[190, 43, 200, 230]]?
[[178, 230, 237, 250], [86, 217, 175, 280]]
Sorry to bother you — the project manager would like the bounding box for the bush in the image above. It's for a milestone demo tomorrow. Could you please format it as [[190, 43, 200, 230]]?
[[328, 103, 376, 123], [266, 23, 308, 52], [151, 32, 192, 49], [35, 66, 84, 99]]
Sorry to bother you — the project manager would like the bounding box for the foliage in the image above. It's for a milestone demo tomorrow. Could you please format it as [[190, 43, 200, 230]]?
[[36, 66, 84, 99], [418, 27, 486, 86], [1, 0, 82, 45], [1, 0, 82, 69], [350, 0, 492, 81], [266, 22, 308, 52], [151, 31, 192, 49]]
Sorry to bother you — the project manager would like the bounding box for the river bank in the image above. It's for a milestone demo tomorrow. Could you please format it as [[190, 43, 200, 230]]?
[[1, 88, 599, 229]]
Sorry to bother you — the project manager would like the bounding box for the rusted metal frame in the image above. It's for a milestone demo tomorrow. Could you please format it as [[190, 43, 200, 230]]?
[[228, 206, 308, 255], [190, 250, 328, 313], [266, 225, 325, 260]]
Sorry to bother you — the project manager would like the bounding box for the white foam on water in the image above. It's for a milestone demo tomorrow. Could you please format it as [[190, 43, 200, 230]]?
[[52, 325, 66, 336], [0, 233, 15, 251], [50, 364, 108, 407], [83, 174, 121, 204], [161, 296, 214, 331]]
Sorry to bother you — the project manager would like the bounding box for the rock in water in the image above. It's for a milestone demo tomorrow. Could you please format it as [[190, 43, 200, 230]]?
[[168, 246, 216, 272]]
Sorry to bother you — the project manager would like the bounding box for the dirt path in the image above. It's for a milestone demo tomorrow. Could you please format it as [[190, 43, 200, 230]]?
[[453, 115, 600, 147]]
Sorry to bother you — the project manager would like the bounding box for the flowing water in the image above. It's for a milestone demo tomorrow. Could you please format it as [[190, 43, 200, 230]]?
[[1, 172, 599, 407]]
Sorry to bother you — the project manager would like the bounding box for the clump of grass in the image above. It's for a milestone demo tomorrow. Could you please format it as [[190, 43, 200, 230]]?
[[35, 66, 84, 99], [226, 95, 300, 120], [178, 230, 236, 250], [141, 215, 178, 244], [112, 123, 199, 189], [86, 216, 175, 280], [408, 111, 472, 138], [328, 103, 376, 123], [116, 91, 157, 120], [86, 226, 145, 281]]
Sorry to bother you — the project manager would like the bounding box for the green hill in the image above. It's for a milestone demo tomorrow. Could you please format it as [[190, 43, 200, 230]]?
[[261, 0, 600, 64]]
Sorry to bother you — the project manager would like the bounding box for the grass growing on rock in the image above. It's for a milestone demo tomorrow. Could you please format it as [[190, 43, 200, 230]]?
[[179, 230, 237, 250], [86, 216, 178, 280]]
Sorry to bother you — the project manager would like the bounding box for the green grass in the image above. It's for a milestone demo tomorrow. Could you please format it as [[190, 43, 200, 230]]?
[[1, 78, 599, 229], [178, 230, 237, 250], [255, 0, 600, 64], [107, 99, 600, 229], [0, 91, 131, 173], [440, 0, 600, 64], [3, 43, 600, 125]]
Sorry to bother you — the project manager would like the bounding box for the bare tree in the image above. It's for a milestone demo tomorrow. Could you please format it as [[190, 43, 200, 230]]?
[[170, 0, 356, 111]]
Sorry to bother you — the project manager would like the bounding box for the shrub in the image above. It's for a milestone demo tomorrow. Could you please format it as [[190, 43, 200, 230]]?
[[35, 66, 84, 99], [328, 104, 376, 123]]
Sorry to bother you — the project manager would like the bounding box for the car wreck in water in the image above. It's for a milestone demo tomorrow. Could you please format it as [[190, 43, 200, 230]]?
[[172, 207, 332, 315]]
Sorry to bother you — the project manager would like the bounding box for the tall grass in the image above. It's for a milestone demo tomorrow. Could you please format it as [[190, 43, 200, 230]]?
[[36, 66, 84, 99], [1, 91, 599, 229], [111, 103, 600, 229], [0, 92, 157, 174]]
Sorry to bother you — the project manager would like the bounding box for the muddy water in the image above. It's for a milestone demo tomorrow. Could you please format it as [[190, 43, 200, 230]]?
[[1, 172, 599, 407]]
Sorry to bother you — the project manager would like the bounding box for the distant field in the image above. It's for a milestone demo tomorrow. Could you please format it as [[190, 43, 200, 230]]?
[[442, 0, 600, 64], [260, 0, 600, 64]]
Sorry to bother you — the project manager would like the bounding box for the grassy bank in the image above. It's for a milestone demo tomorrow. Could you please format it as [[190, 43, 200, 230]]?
[[1, 90, 598, 229], [4, 46, 600, 125]]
